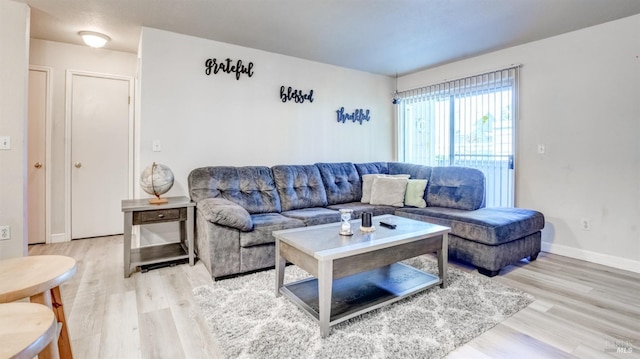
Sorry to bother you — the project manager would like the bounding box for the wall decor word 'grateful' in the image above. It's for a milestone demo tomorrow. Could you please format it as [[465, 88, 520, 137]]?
[[204, 58, 254, 80], [280, 86, 314, 103], [336, 107, 371, 125]]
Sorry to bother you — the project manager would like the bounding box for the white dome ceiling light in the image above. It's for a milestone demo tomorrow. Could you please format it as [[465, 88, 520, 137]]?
[[78, 31, 110, 48]]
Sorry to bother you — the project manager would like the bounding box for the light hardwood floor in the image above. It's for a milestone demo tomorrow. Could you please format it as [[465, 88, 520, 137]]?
[[29, 236, 639, 359]]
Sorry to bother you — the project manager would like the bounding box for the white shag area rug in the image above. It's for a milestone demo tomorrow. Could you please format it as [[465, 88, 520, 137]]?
[[193, 255, 533, 359]]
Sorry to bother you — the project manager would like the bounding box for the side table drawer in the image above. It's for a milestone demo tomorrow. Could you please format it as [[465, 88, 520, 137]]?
[[133, 208, 186, 225]]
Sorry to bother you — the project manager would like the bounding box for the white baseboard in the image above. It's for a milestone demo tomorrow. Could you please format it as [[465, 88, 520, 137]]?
[[542, 241, 640, 274], [50, 233, 68, 243]]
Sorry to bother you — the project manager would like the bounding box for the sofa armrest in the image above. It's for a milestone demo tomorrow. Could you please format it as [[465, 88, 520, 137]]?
[[197, 198, 254, 231]]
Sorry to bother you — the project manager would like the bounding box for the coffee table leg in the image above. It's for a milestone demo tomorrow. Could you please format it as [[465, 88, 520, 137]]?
[[275, 239, 285, 297], [318, 259, 333, 338], [438, 233, 448, 288]]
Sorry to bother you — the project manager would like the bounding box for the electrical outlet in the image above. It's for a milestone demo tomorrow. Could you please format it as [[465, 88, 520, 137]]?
[[537, 144, 545, 154], [581, 218, 591, 231], [0, 136, 10, 150], [0, 226, 10, 240]]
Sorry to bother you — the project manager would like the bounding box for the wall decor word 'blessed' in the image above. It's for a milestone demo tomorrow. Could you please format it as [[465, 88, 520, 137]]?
[[204, 58, 254, 80], [280, 86, 314, 103], [336, 107, 371, 125]]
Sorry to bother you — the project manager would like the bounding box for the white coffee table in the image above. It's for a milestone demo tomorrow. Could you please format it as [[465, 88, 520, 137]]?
[[274, 214, 450, 337]]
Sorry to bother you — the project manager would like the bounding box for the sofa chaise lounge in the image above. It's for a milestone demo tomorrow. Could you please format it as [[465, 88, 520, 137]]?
[[188, 162, 544, 279]]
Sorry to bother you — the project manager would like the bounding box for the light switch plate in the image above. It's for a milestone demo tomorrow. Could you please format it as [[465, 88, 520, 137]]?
[[152, 140, 161, 152], [0, 136, 10, 150]]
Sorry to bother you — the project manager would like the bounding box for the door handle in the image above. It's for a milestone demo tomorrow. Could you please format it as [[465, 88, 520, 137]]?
[[74, 162, 82, 168], [34, 162, 43, 169]]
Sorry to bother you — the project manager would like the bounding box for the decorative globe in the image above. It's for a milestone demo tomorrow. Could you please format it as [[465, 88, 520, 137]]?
[[140, 162, 174, 203]]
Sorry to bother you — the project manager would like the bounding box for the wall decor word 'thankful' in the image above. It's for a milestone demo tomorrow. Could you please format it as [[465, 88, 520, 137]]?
[[336, 107, 371, 125], [204, 58, 254, 80], [280, 86, 314, 103]]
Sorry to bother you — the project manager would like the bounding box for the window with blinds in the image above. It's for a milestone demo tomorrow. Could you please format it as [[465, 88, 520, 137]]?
[[397, 66, 519, 207]]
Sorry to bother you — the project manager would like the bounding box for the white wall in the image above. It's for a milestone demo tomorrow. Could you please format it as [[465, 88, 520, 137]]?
[[138, 27, 395, 200], [0, 0, 30, 258], [29, 39, 137, 238], [400, 15, 640, 272]]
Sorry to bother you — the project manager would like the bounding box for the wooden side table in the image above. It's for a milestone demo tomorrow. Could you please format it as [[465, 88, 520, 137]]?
[[121, 196, 196, 278], [0, 303, 58, 359], [0, 255, 77, 359]]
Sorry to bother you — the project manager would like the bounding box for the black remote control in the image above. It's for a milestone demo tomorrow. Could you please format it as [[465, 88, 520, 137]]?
[[379, 221, 396, 229]]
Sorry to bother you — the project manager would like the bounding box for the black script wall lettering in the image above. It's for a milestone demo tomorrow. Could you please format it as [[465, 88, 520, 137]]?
[[336, 107, 371, 125], [280, 86, 314, 104], [204, 57, 255, 80]]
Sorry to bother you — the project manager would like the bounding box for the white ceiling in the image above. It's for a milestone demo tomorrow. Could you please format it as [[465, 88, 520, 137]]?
[[15, 0, 640, 76]]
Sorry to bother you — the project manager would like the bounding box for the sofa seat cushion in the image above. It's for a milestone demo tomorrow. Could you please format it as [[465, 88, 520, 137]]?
[[281, 207, 340, 226], [327, 202, 396, 219], [395, 207, 544, 245], [240, 213, 305, 247], [272, 165, 328, 211]]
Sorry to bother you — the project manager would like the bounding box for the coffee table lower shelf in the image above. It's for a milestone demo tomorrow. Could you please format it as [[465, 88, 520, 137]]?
[[279, 262, 440, 327]]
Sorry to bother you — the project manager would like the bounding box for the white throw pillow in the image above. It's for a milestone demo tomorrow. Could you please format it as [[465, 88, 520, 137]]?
[[361, 174, 411, 203], [370, 176, 409, 207], [360, 174, 381, 203]]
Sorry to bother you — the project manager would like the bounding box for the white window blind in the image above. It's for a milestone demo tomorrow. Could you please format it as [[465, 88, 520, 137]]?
[[397, 66, 520, 207]]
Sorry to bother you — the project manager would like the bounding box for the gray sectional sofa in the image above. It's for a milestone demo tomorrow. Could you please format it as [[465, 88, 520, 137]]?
[[188, 162, 544, 279]]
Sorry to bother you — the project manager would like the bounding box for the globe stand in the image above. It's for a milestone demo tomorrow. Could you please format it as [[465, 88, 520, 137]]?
[[148, 196, 168, 205]]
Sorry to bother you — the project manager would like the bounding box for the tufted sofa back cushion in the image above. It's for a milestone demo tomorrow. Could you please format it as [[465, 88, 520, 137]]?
[[188, 166, 281, 214], [272, 165, 328, 211], [315, 162, 362, 205], [388, 162, 432, 180], [427, 166, 485, 210], [354, 162, 390, 176]]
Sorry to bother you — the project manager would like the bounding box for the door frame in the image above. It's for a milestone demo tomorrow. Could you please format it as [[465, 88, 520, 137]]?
[[28, 65, 53, 244], [64, 70, 135, 241]]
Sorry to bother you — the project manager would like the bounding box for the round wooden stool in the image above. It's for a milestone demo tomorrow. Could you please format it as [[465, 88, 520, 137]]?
[[0, 302, 58, 359], [0, 255, 77, 359]]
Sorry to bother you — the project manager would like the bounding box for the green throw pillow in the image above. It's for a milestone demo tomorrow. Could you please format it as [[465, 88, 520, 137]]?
[[404, 179, 428, 208]]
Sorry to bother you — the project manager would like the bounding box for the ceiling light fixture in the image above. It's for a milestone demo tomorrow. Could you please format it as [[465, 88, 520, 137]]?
[[392, 73, 401, 105], [78, 31, 110, 48]]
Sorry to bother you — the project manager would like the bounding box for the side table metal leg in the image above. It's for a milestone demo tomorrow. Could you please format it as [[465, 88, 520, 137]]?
[[186, 206, 195, 266], [123, 212, 133, 278]]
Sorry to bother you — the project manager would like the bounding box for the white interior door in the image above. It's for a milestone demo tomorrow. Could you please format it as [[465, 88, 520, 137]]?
[[70, 72, 132, 239], [27, 67, 50, 244]]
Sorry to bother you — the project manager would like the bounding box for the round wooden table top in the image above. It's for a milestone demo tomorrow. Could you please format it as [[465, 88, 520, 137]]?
[[0, 255, 77, 303], [0, 302, 57, 359]]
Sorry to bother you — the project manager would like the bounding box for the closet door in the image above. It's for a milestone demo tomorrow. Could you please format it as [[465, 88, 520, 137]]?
[[27, 67, 50, 244], [69, 72, 132, 239]]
